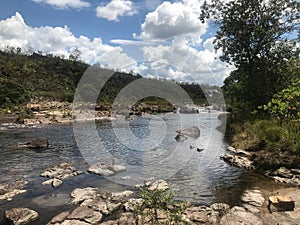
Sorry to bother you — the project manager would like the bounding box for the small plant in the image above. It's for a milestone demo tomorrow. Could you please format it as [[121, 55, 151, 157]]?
[[132, 182, 190, 224]]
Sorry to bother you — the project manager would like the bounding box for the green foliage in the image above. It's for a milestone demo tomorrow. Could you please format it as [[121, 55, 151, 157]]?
[[253, 119, 300, 152], [0, 78, 30, 107], [259, 78, 300, 121], [201, 0, 300, 118], [133, 186, 189, 225], [254, 120, 284, 146]]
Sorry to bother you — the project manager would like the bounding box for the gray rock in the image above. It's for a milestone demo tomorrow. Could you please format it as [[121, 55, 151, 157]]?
[[241, 189, 265, 207], [47, 211, 70, 224], [268, 195, 295, 212], [5, 208, 39, 225], [67, 206, 102, 224], [174, 133, 188, 142], [71, 187, 98, 204], [211, 203, 230, 212], [176, 126, 200, 138], [87, 163, 126, 176], [18, 137, 48, 149], [143, 178, 170, 191], [0, 181, 27, 201], [220, 206, 263, 225], [221, 153, 254, 170], [272, 167, 293, 178]]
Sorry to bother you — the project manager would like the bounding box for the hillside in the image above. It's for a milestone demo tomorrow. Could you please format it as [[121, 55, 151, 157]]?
[[0, 49, 209, 110]]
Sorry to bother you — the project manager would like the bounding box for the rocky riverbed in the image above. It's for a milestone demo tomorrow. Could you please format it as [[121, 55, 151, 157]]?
[[1, 159, 300, 225]]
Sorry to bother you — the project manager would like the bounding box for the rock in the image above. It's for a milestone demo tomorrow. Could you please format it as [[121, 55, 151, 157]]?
[[124, 198, 144, 212], [111, 190, 134, 201], [211, 203, 230, 212], [185, 206, 210, 223], [41, 162, 81, 187], [121, 176, 131, 180], [143, 178, 170, 191], [241, 189, 265, 207], [221, 153, 254, 170], [272, 167, 293, 178], [197, 148, 204, 152], [52, 178, 63, 187], [176, 126, 200, 138], [174, 133, 187, 142], [87, 163, 126, 176], [71, 187, 98, 204], [235, 148, 251, 156], [226, 146, 236, 152], [67, 206, 102, 224], [61, 220, 89, 225], [0, 181, 27, 201], [268, 195, 295, 212], [290, 168, 300, 175], [81, 198, 108, 215], [220, 206, 263, 225], [243, 204, 261, 214], [42, 179, 53, 186], [109, 164, 127, 173], [47, 211, 70, 224], [5, 208, 39, 225], [17, 137, 49, 150]]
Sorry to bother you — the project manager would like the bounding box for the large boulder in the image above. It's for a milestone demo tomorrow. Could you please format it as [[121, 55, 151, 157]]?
[[5, 208, 39, 225], [18, 137, 49, 150], [176, 126, 200, 138], [268, 195, 295, 212]]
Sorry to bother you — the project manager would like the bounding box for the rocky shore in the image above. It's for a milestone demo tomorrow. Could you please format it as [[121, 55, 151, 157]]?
[[221, 146, 300, 188], [1, 159, 300, 224]]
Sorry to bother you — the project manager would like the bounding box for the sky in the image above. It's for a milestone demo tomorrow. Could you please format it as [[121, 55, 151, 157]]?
[[0, 0, 234, 85]]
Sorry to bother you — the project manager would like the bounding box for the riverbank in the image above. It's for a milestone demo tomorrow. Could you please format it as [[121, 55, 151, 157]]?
[[1, 170, 300, 224]]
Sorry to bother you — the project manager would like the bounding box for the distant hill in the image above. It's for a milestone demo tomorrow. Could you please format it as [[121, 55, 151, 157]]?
[[0, 49, 210, 109]]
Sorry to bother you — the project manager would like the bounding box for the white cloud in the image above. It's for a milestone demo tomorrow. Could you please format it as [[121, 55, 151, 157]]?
[[32, 0, 91, 9], [96, 0, 137, 22], [137, 39, 234, 85], [138, 1, 207, 43], [0, 12, 135, 69]]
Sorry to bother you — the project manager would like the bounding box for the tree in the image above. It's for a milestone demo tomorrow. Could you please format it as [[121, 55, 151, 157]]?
[[200, 0, 300, 117]]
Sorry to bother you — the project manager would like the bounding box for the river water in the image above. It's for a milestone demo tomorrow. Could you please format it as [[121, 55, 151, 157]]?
[[0, 113, 287, 224]]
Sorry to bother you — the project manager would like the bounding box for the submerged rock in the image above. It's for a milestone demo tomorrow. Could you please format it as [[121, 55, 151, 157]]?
[[41, 162, 82, 187], [5, 208, 39, 225], [0, 181, 27, 201], [87, 162, 126, 176], [17, 137, 49, 150]]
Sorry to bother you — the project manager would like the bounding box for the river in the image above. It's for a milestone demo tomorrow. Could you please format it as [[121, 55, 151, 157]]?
[[0, 113, 286, 224]]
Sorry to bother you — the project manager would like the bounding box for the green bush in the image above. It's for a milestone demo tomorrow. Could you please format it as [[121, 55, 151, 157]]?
[[254, 120, 284, 147], [0, 78, 30, 107]]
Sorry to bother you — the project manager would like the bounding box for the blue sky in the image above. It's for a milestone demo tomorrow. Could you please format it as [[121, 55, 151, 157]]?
[[0, 0, 233, 85]]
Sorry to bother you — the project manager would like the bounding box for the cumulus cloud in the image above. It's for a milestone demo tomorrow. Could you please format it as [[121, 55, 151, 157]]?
[[137, 1, 207, 43], [135, 38, 234, 85], [0, 12, 135, 68], [32, 0, 91, 9], [96, 0, 137, 22]]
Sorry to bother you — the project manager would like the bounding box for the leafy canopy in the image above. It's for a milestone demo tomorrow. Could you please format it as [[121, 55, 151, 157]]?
[[200, 0, 300, 117]]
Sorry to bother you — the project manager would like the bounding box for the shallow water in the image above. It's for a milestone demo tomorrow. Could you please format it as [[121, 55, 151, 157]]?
[[0, 113, 288, 224]]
